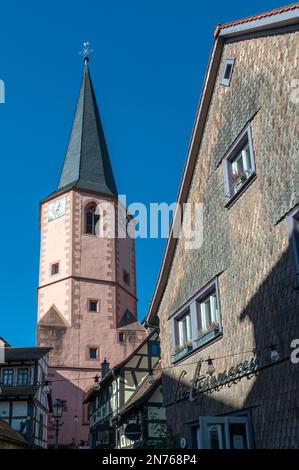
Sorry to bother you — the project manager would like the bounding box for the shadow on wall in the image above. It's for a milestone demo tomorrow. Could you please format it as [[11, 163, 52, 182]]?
[[162, 248, 299, 449], [47, 370, 90, 449]]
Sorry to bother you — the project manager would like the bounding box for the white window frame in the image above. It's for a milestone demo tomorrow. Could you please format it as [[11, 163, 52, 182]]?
[[223, 124, 256, 204], [220, 58, 235, 87], [178, 312, 192, 348], [171, 278, 222, 362], [198, 416, 253, 449], [199, 291, 219, 332]]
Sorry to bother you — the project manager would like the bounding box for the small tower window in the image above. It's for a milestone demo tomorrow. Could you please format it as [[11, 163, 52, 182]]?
[[123, 270, 130, 286], [88, 300, 99, 312], [51, 263, 59, 275], [85, 204, 100, 235], [118, 332, 124, 344], [220, 58, 235, 87], [89, 348, 98, 359]]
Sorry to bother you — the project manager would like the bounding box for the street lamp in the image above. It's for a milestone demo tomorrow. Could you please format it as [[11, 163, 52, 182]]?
[[52, 399, 64, 449]]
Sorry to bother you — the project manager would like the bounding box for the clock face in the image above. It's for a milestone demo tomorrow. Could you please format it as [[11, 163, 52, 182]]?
[[48, 196, 66, 222]]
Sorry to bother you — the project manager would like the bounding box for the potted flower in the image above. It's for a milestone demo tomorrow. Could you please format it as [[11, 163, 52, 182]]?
[[230, 169, 251, 194], [207, 321, 220, 332], [231, 170, 248, 184], [194, 322, 220, 348], [171, 340, 193, 362]]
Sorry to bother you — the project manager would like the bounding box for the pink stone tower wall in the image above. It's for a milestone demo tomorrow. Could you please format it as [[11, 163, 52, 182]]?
[[37, 189, 146, 447]]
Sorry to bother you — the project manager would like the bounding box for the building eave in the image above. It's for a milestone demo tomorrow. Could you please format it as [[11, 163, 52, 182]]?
[[217, 2, 299, 38]]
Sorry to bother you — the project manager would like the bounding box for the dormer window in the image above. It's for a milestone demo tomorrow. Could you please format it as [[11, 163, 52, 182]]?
[[220, 58, 235, 87], [85, 204, 100, 235]]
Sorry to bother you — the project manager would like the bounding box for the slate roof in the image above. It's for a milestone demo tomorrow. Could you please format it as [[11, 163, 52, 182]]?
[[3, 347, 51, 362], [56, 62, 117, 196], [219, 2, 299, 31], [0, 419, 28, 448], [0, 385, 40, 398]]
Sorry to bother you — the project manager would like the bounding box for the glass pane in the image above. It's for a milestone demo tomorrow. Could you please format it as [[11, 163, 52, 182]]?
[[182, 317, 187, 343], [229, 423, 248, 449], [0, 402, 10, 417], [204, 299, 212, 326], [197, 302, 202, 330], [224, 63, 232, 80], [186, 314, 192, 341], [242, 145, 252, 172], [3, 369, 13, 385], [178, 320, 184, 346], [17, 368, 29, 385], [210, 294, 217, 323], [208, 424, 224, 449], [13, 401, 27, 417], [233, 152, 244, 173], [86, 212, 94, 234], [178, 314, 191, 346], [11, 418, 27, 433]]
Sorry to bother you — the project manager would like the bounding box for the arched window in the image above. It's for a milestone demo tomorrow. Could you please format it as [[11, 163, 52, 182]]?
[[85, 204, 100, 235]]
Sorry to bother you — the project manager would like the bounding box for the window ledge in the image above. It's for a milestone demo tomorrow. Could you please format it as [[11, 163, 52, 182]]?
[[171, 331, 223, 364], [225, 172, 257, 209], [171, 344, 192, 363], [194, 328, 220, 348]]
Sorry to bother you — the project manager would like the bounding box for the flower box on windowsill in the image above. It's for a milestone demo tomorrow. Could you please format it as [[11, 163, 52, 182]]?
[[171, 343, 193, 362], [230, 169, 253, 194], [194, 327, 220, 348], [225, 171, 256, 207]]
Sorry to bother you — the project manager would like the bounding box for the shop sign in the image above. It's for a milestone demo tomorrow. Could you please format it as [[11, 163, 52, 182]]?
[[174, 356, 259, 402]]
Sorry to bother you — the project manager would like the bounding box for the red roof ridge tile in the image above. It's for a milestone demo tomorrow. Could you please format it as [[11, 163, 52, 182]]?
[[215, 2, 299, 37]]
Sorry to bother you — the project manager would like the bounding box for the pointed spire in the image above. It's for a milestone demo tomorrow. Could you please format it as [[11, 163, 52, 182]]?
[[57, 53, 117, 196]]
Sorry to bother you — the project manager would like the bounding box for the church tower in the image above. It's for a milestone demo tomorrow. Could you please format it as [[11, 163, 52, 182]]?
[[37, 52, 146, 447]]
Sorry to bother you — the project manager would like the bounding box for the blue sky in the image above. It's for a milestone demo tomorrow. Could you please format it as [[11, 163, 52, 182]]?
[[0, 0, 285, 346]]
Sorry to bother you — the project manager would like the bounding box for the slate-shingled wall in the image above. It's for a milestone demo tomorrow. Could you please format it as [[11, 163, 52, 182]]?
[[158, 28, 299, 448]]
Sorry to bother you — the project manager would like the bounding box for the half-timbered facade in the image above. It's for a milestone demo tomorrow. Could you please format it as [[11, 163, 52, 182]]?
[[0, 346, 51, 448], [118, 364, 167, 449], [85, 330, 160, 448]]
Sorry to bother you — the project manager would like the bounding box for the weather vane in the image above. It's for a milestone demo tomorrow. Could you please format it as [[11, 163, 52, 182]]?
[[79, 41, 94, 63]]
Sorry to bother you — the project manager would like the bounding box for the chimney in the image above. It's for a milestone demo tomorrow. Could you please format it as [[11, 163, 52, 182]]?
[[101, 358, 110, 378]]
